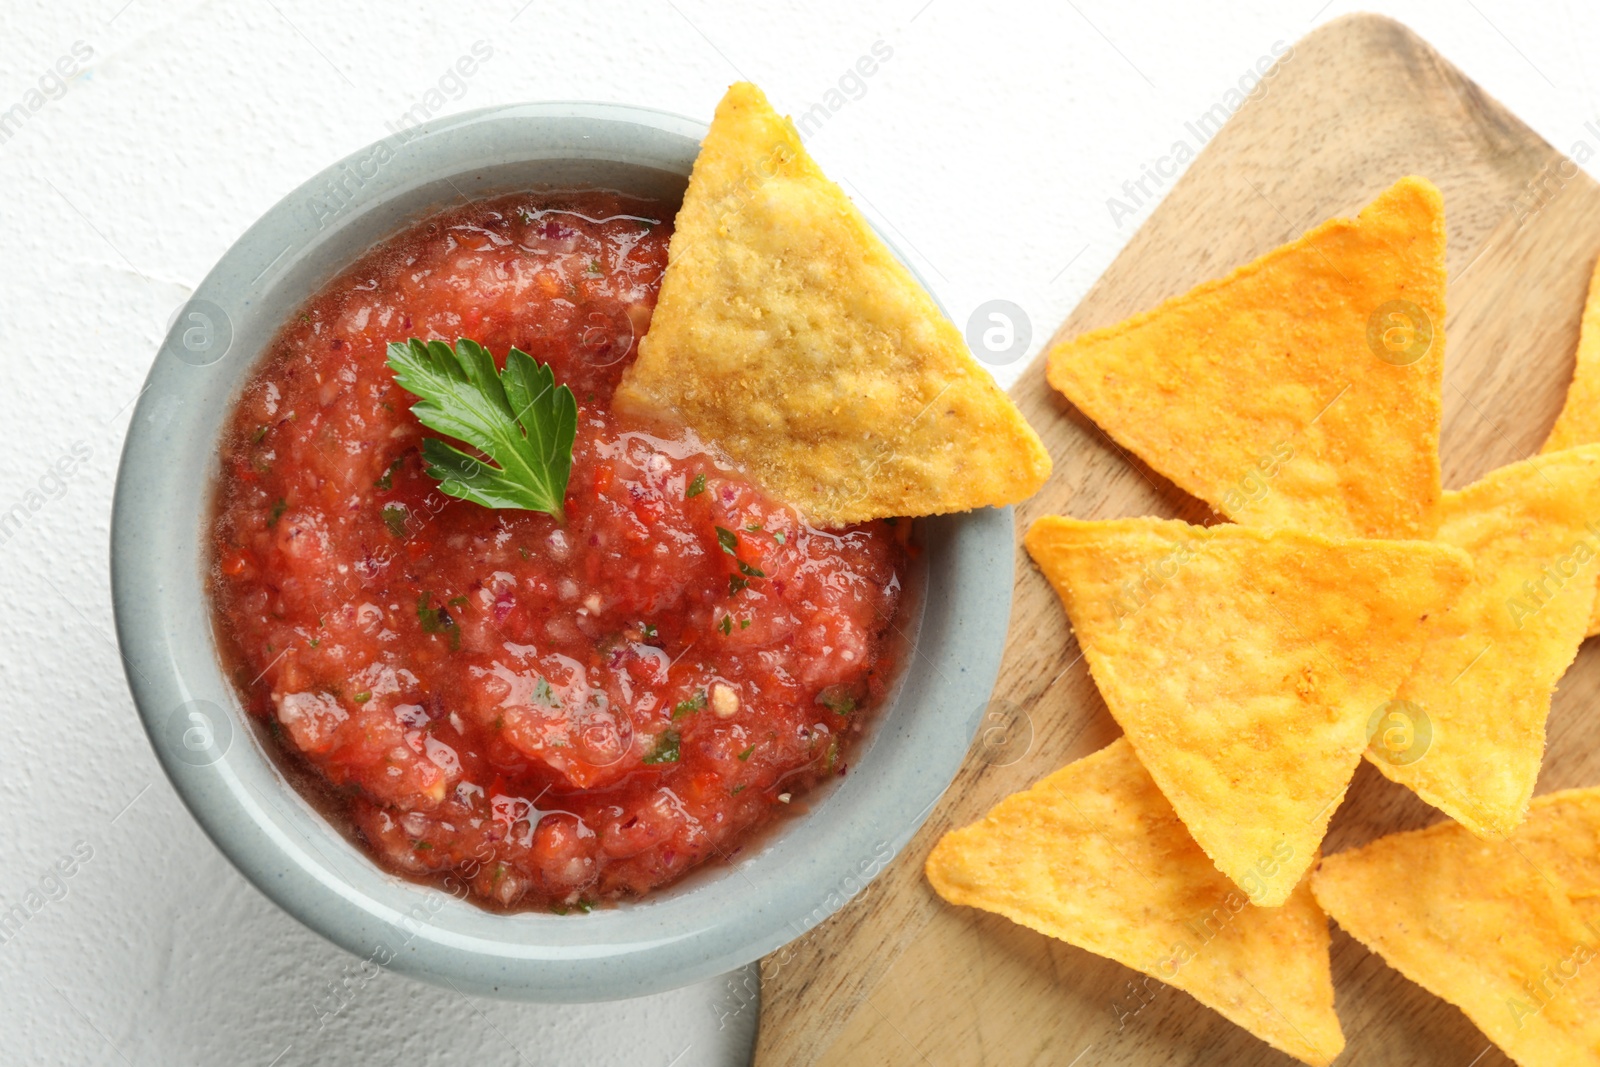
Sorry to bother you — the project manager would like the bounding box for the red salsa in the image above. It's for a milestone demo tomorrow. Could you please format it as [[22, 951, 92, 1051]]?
[[209, 192, 910, 909]]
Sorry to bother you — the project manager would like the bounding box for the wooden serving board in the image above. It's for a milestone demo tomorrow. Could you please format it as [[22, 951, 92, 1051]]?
[[753, 14, 1600, 1067]]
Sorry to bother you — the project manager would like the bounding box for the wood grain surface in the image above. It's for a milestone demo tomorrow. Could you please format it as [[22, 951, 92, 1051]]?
[[752, 13, 1600, 1066]]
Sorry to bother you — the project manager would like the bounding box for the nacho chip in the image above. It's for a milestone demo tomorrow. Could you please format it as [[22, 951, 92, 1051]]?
[[1046, 176, 1446, 539], [615, 82, 1051, 525], [1367, 444, 1600, 837], [1312, 789, 1600, 1067], [926, 739, 1345, 1067], [1541, 253, 1600, 635], [1024, 516, 1471, 906], [1542, 255, 1600, 456]]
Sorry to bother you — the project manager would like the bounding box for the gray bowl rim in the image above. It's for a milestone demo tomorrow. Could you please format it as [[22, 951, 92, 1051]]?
[[109, 99, 1013, 1002]]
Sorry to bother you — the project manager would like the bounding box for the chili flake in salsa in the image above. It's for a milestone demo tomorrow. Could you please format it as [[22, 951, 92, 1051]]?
[[209, 191, 910, 909]]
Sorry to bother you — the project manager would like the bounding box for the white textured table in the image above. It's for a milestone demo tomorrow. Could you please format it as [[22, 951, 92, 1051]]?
[[1, 0, 1594, 1063]]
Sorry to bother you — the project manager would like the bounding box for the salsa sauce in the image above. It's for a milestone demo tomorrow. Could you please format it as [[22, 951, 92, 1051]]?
[[209, 192, 910, 909]]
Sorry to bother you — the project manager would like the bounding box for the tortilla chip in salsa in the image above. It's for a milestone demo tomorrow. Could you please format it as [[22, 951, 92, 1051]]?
[[615, 82, 1051, 525]]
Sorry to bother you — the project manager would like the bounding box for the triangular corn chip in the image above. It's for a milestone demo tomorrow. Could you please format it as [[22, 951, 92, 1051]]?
[[1313, 789, 1600, 1067], [1542, 255, 1600, 456], [615, 82, 1051, 525], [926, 739, 1345, 1067], [1367, 445, 1600, 837], [1046, 176, 1446, 539], [1024, 516, 1471, 905], [1541, 253, 1600, 635]]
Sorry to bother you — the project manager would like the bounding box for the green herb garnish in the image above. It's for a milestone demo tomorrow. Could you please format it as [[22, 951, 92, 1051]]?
[[715, 526, 765, 577], [375, 452, 406, 490], [673, 690, 707, 719], [729, 575, 748, 595], [643, 729, 681, 764], [774, 531, 786, 545], [817, 686, 857, 715], [534, 677, 559, 707], [352, 691, 372, 704], [417, 591, 461, 650], [718, 615, 732, 636], [737, 744, 755, 761], [686, 473, 707, 498], [386, 337, 577, 520], [381, 502, 408, 538], [268, 498, 287, 526]]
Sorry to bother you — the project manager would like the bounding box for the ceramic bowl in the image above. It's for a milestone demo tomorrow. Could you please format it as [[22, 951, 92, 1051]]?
[[110, 101, 1012, 1001]]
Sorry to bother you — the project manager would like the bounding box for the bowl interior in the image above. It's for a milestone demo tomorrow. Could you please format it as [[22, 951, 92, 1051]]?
[[111, 102, 1013, 1001]]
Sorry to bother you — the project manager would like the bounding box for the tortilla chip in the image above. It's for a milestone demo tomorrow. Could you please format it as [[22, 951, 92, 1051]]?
[[1046, 176, 1445, 539], [615, 82, 1050, 525], [1541, 254, 1600, 635], [1312, 789, 1600, 1067], [926, 739, 1344, 1066], [1542, 255, 1600, 456], [1024, 516, 1471, 906], [1367, 444, 1600, 837]]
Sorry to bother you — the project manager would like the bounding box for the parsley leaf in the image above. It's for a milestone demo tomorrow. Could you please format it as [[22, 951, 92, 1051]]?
[[686, 473, 707, 498], [386, 338, 577, 520]]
